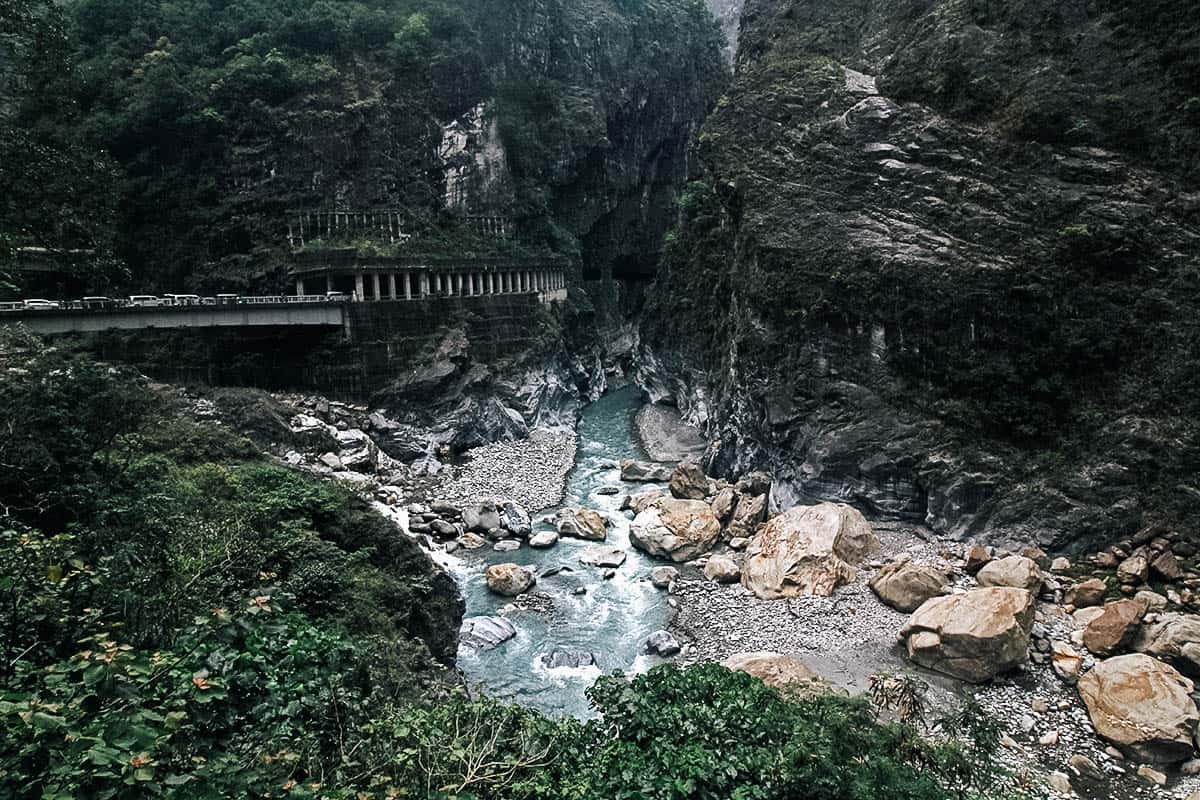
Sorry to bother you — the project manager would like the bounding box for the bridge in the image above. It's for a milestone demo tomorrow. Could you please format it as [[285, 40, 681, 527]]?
[[1, 298, 349, 336]]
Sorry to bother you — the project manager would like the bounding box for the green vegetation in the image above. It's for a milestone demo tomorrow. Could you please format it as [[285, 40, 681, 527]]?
[[0, 331, 1017, 798]]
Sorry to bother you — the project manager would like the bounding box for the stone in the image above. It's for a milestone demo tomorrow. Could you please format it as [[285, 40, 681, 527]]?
[[645, 630, 681, 656], [1083, 599, 1145, 655], [1151, 550, 1183, 581], [650, 566, 678, 589], [1074, 606, 1105, 627], [620, 459, 674, 482], [720, 652, 829, 695], [1136, 765, 1167, 786], [711, 487, 736, 522], [459, 616, 516, 650], [499, 501, 532, 538], [1067, 754, 1105, 790], [578, 545, 627, 568], [539, 650, 596, 669], [492, 539, 521, 552], [462, 501, 502, 533], [964, 544, 992, 573], [458, 532, 487, 549], [1135, 590, 1168, 613], [1050, 557, 1071, 572], [869, 555, 950, 612], [528, 530, 559, 549], [623, 488, 666, 514], [630, 497, 721, 562], [335, 429, 379, 472], [1046, 771, 1073, 795], [430, 519, 459, 538], [741, 503, 878, 599], [1052, 641, 1084, 682], [703, 554, 741, 583], [734, 472, 772, 496], [318, 452, 343, 470], [1117, 552, 1150, 584], [899, 587, 1035, 682], [1039, 730, 1060, 746], [729, 536, 750, 550], [1133, 612, 1200, 675], [555, 507, 608, 541], [484, 563, 535, 596], [1078, 653, 1199, 762], [726, 492, 766, 539], [976, 555, 1044, 593], [1065, 578, 1107, 608], [669, 461, 711, 500]]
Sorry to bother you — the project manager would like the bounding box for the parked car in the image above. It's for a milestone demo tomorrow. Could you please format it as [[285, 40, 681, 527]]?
[[164, 293, 202, 306], [325, 291, 348, 301], [215, 293, 240, 305], [81, 296, 115, 309], [23, 299, 61, 310], [128, 295, 161, 307]]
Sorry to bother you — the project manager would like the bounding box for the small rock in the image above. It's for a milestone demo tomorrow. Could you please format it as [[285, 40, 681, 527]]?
[[650, 566, 678, 589], [645, 630, 681, 656], [1136, 765, 1166, 786], [528, 530, 559, 549]]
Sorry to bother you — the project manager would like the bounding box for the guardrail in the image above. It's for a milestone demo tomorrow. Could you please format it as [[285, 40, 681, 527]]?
[[0, 295, 349, 313]]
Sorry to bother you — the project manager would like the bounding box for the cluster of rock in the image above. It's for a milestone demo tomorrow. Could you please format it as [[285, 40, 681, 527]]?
[[408, 498, 532, 555]]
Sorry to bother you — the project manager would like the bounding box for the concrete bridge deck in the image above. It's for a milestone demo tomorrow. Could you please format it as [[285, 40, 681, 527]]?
[[1, 301, 349, 336]]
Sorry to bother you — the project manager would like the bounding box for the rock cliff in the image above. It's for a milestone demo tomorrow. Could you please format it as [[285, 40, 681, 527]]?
[[642, 0, 1200, 551]]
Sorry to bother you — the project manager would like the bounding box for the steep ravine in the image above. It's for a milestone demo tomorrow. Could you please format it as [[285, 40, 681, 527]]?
[[642, 0, 1200, 552]]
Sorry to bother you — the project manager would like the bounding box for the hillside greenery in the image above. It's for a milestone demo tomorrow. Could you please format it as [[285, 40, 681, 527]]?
[[0, 330, 1018, 798]]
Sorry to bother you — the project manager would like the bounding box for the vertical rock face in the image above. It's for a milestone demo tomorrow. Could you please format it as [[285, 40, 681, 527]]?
[[704, 0, 746, 64], [642, 0, 1200, 550]]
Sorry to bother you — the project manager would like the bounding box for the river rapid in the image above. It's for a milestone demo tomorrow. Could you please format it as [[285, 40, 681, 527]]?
[[444, 385, 673, 717]]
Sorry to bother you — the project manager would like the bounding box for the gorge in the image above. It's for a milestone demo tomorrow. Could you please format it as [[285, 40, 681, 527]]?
[[2, 0, 1199, 798]]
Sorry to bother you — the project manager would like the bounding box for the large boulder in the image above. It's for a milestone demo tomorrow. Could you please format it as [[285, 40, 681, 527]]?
[[462, 501, 502, 533], [1083, 599, 1145, 655], [630, 497, 721, 562], [539, 650, 596, 669], [669, 462, 711, 500], [645, 630, 681, 656], [555, 507, 608, 541], [1134, 613, 1200, 675], [740, 503, 878, 599], [335, 429, 379, 472], [899, 587, 1035, 682], [459, 616, 516, 650], [711, 487, 736, 522], [623, 488, 665, 514], [726, 492, 766, 539], [484, 563, 535, 596], [1078, 654, 1200, 762], [870, 555, 950, 612], [620, 459, 673, 482], [720, 652, 830, 695], [976, 555, 1044, 593], [499, 501, 532, 538]]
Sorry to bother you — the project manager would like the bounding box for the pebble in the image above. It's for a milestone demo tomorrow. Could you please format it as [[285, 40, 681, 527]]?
[[433, 428, 577, 512]]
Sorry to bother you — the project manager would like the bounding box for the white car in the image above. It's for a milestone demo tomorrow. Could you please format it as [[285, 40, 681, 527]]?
[[23, 299, 61, 310], [128, 295, 161, 307]]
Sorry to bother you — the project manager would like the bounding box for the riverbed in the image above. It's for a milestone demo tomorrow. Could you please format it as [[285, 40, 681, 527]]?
[[449, 385, 674, 717]]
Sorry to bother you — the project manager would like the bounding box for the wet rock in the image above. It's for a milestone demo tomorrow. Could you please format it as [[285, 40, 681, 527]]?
[[1078, 653, 1199, 763], [1133, 612, 1200, 675], [649, 566, 678, 589], [976, 555, 1044, 593], [579, 545, 627, 568], [484, 563, 535, 596], [539, 650, 596, 669], [528, 530, 559, 549], [1083, 599, 1145, 655], [630, 497, 721, 562], [458, 532, 488, 549], [669, 461, 711, 500], [499, 501, 532, 538], [459, 616, 516, 650], [899, 587, 1035, 682], [703, 554, 741, 583], [492, 539, 521, 552], [645, 630, 681, 656], [741, 503, 877, 600], [556, 507, 608, 541], [869, 555, 950, 612], [720, 652, 829, 695], [620, 459, 673, 482], [594, 485, 621, 496], [1065, 578, 1107, 608]]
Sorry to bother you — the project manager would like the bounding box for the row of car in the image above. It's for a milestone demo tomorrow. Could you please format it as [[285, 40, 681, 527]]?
[[1, 292, 349, 311]]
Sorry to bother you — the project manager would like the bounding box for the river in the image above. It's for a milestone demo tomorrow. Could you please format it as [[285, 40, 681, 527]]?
[[451, 385, 672, 717]]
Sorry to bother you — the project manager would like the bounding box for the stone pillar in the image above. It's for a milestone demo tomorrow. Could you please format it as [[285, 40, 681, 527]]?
[[295, 278, 305, 296], [325, 275, 332, 294], [404, 272, 412, 300], [354, 272, 365, 301], [455, 273, 462, 295], [489, 272, 496, 293], [388, 273, 397, 300], [372, 273, 381, 301]]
